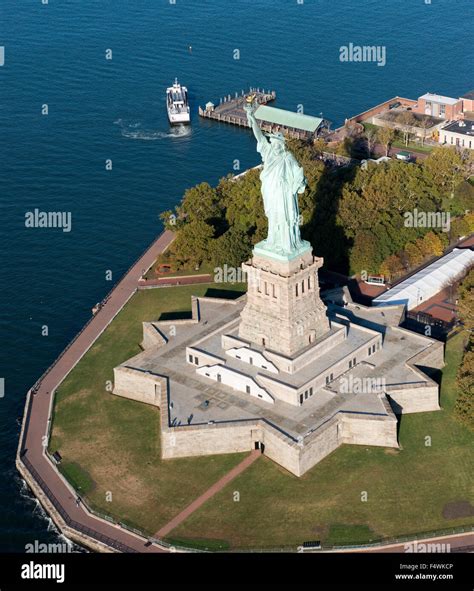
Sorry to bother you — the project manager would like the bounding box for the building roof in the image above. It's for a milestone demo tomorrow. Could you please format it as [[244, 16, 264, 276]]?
[[255, 105, 323, 133], [442, 119, 474, 136], [461, 90, 474, 100], [419, 93, 460, 106], [373, 248, 474, 311]]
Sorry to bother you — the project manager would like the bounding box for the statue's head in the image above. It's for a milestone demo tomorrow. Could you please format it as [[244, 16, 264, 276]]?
[[268, 132, 286, 153]]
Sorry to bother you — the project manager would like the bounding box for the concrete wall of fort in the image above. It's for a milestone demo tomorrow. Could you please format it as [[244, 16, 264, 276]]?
[[142, 323, 168, 350], [260, 426, 302, 476], [113, 366, 164, 407], [161, 421, 257, 459], [411, 341, 445, 370], [387, 384, 440, 414], [298, 417, 341, 476], [340, 413, 398, 448]]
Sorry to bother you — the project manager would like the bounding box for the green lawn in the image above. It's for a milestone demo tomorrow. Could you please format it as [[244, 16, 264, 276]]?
[[50, 285, 473, 549], [49, 283, 247, 536], [143, 257, 215, 280], [362, 122, 378, 133], [391, 139, 434, 154], [167, 332, 474, 549]]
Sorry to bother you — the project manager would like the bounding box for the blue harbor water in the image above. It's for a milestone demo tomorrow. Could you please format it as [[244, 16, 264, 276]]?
[[0, 0, 472, 551]]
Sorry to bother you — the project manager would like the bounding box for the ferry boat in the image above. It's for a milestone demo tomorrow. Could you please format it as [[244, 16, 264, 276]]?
[[166, 78, 190, 125]]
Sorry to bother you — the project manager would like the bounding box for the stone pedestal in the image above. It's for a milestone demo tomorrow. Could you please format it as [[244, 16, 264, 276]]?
[[239, 246, 330, 357]]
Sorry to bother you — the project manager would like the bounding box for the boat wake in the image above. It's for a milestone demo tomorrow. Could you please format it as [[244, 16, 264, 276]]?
[[114, 118, 191, 140]]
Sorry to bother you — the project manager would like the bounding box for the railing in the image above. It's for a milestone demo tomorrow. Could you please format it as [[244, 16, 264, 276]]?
[[17, 229, 178, 553], [318, 525, 474, 551], [22, 445, 201, 554], [73, 493, 205, 553], [21, 456, 139, 553], [229, 525, 474, 553], [21, 447, 474, 554]]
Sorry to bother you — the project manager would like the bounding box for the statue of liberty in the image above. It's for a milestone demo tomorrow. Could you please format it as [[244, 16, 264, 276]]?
[[244, 98, 310, 259]]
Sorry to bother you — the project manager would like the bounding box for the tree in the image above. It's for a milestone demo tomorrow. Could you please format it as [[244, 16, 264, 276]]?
[[450, 180, 474, 215], [450, 216, 470, 240], [379, 253, 404, 280], [335, 137, 353, 158], [398, 111, 416, 146], [464, 212, 474, 233], [458, 269, 474, 331], [218, 168, 266, 240], [419, 231, 444, 258], [417, 116, 433, 147], [424, 147, 466, 198], [377, 126, 395, 157], [454, 269, 474, 429], [404, 241, 424, 268], [313, 138, 326, 154], [172, 219, 214, 267], [349, 231, 381, 275], [209, 227, 251, 269], [454, 348, 474, 429], [365, 127, 378, 157], [177, 182, 221, 224]]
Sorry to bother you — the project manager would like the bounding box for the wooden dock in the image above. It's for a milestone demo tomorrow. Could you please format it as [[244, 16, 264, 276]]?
[[199, 88, 328, 141], [199, 88, 276, 128]]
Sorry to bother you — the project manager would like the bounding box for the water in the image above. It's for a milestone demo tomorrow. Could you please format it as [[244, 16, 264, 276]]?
[[0, 0, 472, 551]]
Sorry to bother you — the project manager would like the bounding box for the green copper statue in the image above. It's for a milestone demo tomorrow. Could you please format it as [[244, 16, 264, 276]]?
[[245, 99, 311, 260]]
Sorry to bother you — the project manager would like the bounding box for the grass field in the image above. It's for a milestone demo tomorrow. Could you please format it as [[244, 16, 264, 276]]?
[[143, 256, 214, 280], [391, 139, 434, 154], [50, 283, 473, 548], [166, 332, 474, 549], [361, 122, 435, 154], [49, 283, 247, 535]]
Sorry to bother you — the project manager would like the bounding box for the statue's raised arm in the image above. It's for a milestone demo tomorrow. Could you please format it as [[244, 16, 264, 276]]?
[[244, 99, 268, 155]]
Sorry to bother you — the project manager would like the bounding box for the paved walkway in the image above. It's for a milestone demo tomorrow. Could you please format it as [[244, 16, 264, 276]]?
[[156, 450, 261, 539], [330, 531, 474, 553], [19, 230, 176, 553]]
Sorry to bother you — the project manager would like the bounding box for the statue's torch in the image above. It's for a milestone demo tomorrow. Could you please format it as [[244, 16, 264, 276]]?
[[244, 94, 257, 125]]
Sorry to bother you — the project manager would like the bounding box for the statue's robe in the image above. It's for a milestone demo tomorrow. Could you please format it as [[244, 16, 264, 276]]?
[[257, 137, 306, 254]]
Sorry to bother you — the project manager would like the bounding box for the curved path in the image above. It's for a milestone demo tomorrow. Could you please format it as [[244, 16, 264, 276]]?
[[18, 230, 176, 553], [330, 531, 474, 553]]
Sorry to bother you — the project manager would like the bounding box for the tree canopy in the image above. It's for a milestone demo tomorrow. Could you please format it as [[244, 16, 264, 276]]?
[[161, 143, 473, 278], [454, 269, 474, 430]]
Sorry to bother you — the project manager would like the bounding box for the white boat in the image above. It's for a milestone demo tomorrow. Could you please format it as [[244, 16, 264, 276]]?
[[166, 78, 190, 125]]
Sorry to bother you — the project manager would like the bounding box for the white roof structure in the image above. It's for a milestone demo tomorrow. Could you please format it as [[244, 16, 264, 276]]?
[[254, 105, 324, 133], [419, 93, 460, 106], [373, 248, 474, 311]]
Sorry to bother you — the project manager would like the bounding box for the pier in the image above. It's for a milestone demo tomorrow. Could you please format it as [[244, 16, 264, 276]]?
[[199, 87, 275, 127], [199, 88, 329, 141]]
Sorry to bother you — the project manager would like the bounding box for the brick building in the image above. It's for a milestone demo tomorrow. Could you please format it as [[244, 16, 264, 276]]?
[[460, 90, 474, 114], [414, 93, 463, 120]]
